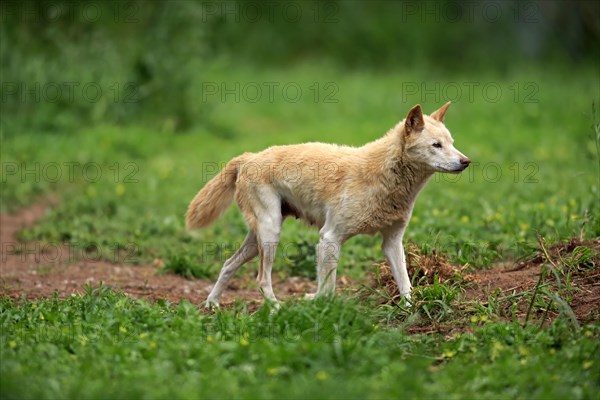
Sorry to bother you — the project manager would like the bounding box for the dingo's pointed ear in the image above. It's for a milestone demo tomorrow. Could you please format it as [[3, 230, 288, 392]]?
[[431, 101, 451, 123], [405, 104, 424, 134]]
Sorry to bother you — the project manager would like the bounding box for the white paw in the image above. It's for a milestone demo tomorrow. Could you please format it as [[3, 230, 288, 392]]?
[[204, 299, 220, 309], [401, 292, 411, 308], [264, 299, 281, 314], [304, 293, 317, 300]]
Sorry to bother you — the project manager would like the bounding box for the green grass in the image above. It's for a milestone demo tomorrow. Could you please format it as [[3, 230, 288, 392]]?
[[1, 63, 600, 398], [1, 288, 598, 399]]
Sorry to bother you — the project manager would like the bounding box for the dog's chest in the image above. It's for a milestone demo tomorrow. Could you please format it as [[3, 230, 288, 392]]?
[[336, 185, 415, 235]]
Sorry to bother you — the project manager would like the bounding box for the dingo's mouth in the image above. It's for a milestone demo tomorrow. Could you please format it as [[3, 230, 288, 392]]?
[[437, 165, 469, 173]]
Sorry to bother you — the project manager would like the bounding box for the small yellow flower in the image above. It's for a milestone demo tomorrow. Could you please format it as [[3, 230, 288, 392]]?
[[470, 315, 479, 323], [8, 341, 17, 348], [584, 330, 593, 337], [149, 341, 157, 349], [570, 214, 578, 221], [480, 315, 488, 322], [443, 350, 456, 359], [460, 215, 470, 224], [583, 361, 593, 370], [115, 184, 126, 196], [518, 345, 529, 357], [119, 326, 128, 334], [568, 198, 577, 207], [432, 209, 440, 216], [139, 332, 148, 339], [491, 341, 504, 360], [39, 314, 45, 320], [549, 348, 556, 355], [316, 371, 329, 381], [267, 367, 279, 376], [240, 337, 249, 347], [206, 335, 214, 343]]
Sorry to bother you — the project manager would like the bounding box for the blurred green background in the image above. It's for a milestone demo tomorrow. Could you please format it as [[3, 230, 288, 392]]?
[[2, 0, 599, 132]]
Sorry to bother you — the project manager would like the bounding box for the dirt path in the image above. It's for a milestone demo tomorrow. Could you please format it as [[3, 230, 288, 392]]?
[[0, 199, 315, 307], [1, 200, 598, 322]]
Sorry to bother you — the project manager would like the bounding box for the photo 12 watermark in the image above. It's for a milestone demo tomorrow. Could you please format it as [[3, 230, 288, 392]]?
[[201, 81, 339, 104], [435, 162, 540, 184], [200, 1, 340, 23], [0, 1, 140, 23], [1, 81, 140, 105], [1, 162, 140, 184], [1, 241, 140, 265], [399, 1, 540, 24], [200, 161, 340, 185], [401, 81, 539, 104]]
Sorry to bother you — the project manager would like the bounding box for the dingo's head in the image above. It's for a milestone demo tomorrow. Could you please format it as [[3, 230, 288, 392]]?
[[402, 102, 470, 173]]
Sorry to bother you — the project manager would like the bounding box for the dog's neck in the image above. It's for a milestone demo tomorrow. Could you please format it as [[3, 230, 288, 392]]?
[[362, 124, 434, 212]]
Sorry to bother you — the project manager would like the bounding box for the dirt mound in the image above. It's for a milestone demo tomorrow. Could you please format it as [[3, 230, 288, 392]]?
[[371, 242, 471, 304], [514, 237, 598, 270], [371, 238, 600, 323]]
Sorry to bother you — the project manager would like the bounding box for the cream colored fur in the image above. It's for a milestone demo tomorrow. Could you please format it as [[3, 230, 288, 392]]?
[[186, 102, 470, 307]]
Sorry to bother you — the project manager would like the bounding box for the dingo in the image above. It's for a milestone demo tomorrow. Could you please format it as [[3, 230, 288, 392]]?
[[186, 103, 470, 307]]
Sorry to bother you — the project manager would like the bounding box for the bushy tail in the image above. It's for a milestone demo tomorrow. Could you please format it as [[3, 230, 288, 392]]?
[[185, 155, 245, 230]]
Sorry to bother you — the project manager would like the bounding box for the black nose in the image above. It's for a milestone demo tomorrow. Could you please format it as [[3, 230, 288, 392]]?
[[460, 157, 471, 166]]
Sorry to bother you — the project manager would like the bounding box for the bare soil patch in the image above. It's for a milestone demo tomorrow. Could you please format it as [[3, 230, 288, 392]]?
[[0, 199, 315, 309]]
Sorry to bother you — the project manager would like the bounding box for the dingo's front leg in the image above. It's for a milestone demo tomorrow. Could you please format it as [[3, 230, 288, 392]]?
[[382, 226, 411, 305], [314, 228, 342, 297]]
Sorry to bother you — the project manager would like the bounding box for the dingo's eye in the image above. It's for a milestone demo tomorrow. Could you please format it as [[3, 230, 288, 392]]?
[[432, 142, 442, 149]]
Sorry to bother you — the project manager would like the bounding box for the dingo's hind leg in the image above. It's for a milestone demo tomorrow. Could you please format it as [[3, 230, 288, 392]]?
[[206, 231, 258, 308], [241, 186, 283, 306]]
